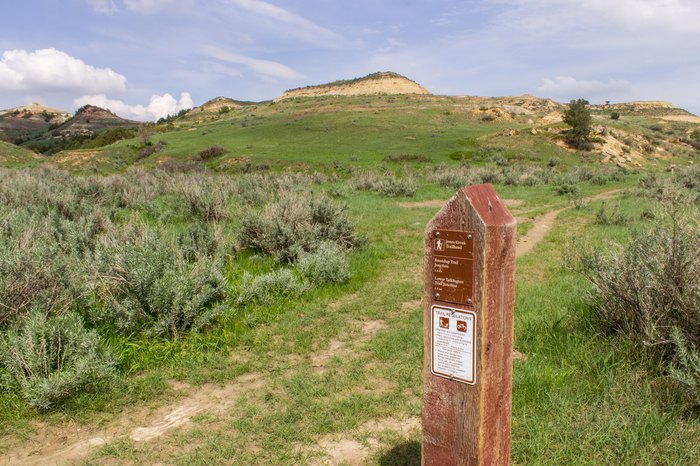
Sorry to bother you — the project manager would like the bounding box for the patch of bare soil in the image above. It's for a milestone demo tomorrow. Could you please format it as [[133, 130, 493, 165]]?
[[310, 417, 421, 466], [539, 110, 563, 125]]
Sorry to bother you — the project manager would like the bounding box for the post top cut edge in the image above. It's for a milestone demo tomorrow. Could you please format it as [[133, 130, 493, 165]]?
[[460, 183, 515, 227]]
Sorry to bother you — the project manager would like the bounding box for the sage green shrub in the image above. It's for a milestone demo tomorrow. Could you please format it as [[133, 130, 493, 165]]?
[[0, 310, 116, 410], [297, 241, 351, 285], [238, 192, 365, 262]]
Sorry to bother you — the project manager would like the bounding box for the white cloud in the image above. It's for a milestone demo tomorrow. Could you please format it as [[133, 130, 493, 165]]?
[[228, 0, 341, 44], [88, 0, 118, 14], [582, 0, 700, 34], [203, 46, 304, 80], [122, 0, 183, 14], [488, 0, 700, 37], [538, 76, 632, 100], [74, 91, 193, 121], [0, 48, 126, 94]]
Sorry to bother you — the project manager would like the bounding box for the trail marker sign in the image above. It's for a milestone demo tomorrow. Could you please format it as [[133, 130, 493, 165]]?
[[423, 183, 516, 466]]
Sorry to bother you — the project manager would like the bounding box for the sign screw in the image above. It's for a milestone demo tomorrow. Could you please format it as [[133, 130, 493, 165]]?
[[434, 231, 441, 238], [435, 293, 441, 300], [467, 234, 473, 240], [467, 298, 473, 305]]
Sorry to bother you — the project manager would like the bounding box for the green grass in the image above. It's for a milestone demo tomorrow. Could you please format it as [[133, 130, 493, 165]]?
[[0, 140, 40, 167], [2, 93, 700, 463]]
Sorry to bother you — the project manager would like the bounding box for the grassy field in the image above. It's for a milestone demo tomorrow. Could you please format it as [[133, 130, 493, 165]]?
[[8, 94, 686, 173], [1, 95, 699, 464]]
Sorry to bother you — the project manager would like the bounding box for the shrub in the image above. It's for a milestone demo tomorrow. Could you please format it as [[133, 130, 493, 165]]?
[[92, 229, 228, 339], [236, 269, 307, 306], [590, 174, 608, 185], [238, 192, 365, 262], [383, 154, 431, 163], [428, 166, 472, 189], [176, 222, 221, 262], [669, 327, 700, 402], [563, 98, 593, 149], [351, 171, 418, 197], [571, 202, 700, 403], [555, 183, 580, 196], [296, 241, 351, 285], [0, 215, 86, 327], [180, 174, 230, 221], [195, 145, 226, 161], [676, 166, 700, 192], [594, 202, 630, 226], [0, 310, 116, 410], [327, 184, 352, 199], [610, 111, 620, 120]]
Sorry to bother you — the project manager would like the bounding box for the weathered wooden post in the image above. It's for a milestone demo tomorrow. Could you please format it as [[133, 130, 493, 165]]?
[[423, 183, 516, 465]]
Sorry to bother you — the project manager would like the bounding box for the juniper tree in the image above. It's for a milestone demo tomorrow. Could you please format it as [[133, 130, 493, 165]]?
[[563, 98, 593, 150]]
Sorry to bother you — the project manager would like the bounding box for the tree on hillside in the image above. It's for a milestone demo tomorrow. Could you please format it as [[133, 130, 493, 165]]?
[[139, 123, 156, 146], [563, 98, 593, 150]]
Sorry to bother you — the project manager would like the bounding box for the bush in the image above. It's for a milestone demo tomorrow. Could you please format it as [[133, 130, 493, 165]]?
[[180, 174, 231, 221], [238, 192, 365, 262], [351, 171, 418, 197], [610, 111, 620, 120], [0, 310, 116, 410], [236, 269, 307, 306], [572, 202, 700, 404], [92, 229, 228, 339], [195, 145, 226, 161], [383, 154, 431, 163], [176, 222, 221, 262], [429, 167, 467, 189], [555, 183, 580, 196], [136, 141, 165, 161], [669, 327, 700, 402], [563, 98, 593, 149], [594, 202, 630, 226], [296, 241, 351, 285], [0, 212, 87, 327]]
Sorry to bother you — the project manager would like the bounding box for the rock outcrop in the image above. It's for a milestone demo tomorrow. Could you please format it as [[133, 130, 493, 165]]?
[[275, 72, 430, 101]]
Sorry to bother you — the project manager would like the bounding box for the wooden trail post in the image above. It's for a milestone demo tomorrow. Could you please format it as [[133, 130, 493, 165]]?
[[422, 183, 516, 466]]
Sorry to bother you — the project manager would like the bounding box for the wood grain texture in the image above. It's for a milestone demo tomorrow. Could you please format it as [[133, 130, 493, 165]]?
[[423, 183, 516, 466]]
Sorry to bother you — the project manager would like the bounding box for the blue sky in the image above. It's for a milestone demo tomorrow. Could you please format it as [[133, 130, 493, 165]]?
[[1, 0, 699, 120]]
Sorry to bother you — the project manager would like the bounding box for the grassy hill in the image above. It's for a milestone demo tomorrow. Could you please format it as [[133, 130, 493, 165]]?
[[21, 93, 696, 174], [0, 140, 41, 167]]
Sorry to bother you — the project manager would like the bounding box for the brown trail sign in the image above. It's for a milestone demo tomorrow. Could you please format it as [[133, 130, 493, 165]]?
[[423, 183, 516, 465]]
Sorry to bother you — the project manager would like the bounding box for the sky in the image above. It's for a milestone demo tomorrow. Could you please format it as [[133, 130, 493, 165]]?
[[1, 0, 699, 121]]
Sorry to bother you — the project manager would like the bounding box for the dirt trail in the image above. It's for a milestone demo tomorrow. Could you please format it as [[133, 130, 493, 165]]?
[[2, 373, 263, 465], [515, 189, 620, 257]]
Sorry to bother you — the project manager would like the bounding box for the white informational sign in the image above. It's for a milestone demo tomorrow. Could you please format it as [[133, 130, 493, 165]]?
[[430, 305, 476, 385]]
